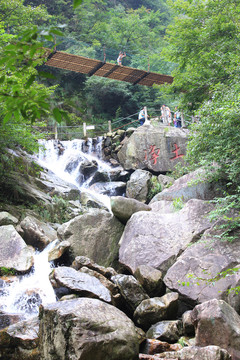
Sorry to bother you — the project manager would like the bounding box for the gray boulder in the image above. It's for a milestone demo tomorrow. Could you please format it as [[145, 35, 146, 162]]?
[[133, 292, 179, 329], [0, 316, 39, 360], [52, 266, 112, 303], [48, 240, 71, 261], [72, 256, 118, 279], [89, 181, 126, 196], [57, 209, 124, 267], [19, 215, 57, 250], [117, 124, 187, 172], [164, 222, 240, 310], [149, 200, 175, 214], [126, 169, 152, 203], [191, 299, 240, 360], [0, 211, 18, 226], [146, 320, 182, 343], [111, 274, 149, 313], [150, 168, 225, 203], [0, 225, 34, 273], [119, 199, 213, 274], [111, 196, 151, 224], [134, 265, 165, 297], [151, 346, 231, 359], [39, 298, 139, 360]]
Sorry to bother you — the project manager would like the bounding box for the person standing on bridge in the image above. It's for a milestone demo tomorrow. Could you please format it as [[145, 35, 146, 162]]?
[[117, 51, 126, 66]]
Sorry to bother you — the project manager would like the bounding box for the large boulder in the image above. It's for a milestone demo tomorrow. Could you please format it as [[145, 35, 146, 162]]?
[[145, 346, 232, 359], [52, 266, 112, 303], [0, 211, 18, 226], [111, 274, 150, 313], [0, 225, 34, 273], [57, 209, 124, 267], [133, 292, 179, 330], [164, 222, 240, 311], [0, 316, 39, 360], [117, 124, 188, 172], [39, 298, 139, 360], [134, 265, 165, 297], [150, 168, 226, 203], [191, 299, 240, 360], [126, 169, 152, 203], [19, 215, 57, 250], [119, 199, 213, 274], [111, 196, 151, 224]]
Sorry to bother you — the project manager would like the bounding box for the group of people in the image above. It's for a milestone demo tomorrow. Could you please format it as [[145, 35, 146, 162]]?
[[161, 105, 182, 128], [138, 105, 182, 127]]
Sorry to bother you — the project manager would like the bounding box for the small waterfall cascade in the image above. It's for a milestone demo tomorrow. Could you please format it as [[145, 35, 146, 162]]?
[[0, 240, 57, 319], [38, 138, 114, 211], [0, 138, 116, 322]]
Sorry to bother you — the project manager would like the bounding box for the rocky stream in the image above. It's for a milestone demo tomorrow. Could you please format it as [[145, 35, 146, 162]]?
[[0, 123, 239, 360]]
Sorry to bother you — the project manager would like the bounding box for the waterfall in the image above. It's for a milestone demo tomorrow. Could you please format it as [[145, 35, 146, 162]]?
[[0, 241, 57, 319], [0, 138, 115, 321], [38, 138, 113, 211]]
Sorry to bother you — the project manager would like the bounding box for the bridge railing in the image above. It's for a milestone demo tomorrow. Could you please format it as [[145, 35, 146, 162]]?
[[39, 107, 194, 140]]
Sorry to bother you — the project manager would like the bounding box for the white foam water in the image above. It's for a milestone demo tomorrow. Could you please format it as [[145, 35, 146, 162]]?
[[0, 240, 57, 318]]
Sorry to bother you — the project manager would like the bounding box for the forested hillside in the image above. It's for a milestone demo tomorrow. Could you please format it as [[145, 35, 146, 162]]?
[[0, 0, 239, 226]]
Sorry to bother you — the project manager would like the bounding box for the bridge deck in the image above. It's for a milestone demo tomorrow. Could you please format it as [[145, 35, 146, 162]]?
[[45, 51, 173, 87]]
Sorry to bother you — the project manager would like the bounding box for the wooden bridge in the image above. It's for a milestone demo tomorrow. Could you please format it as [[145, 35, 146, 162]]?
[[45, 51, 173, 87]]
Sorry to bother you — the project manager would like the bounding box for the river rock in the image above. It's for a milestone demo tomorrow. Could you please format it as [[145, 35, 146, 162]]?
[[149, 200, 175, 214], [80, 190, 110, 210], [39, 298, 139, 360], [134, 265, 165, 297], [79, 266, 120, 306], [164, 222, 240, 310], [0, 225, 34, 273], [133, 292, 179, 330], [126, 169, 152, 203], [146, 320, 182, 343], [111, 196, 151, 224], [191, 299, 240, 360], [117, 124, 187, 172], [141, 339, 182, 356], [146, 345, 232, 359], [57, 209, 124, 267], [19, 215, 57, 250], [89, 181, 126, 196], [79, 159, 98, 181], [119, 199, 213, 274], [52, 266, 112, 303], [150, 168, 226, 203], [48, 240, 71, 261], [0, 316, 39, 360], [111, 274, 150, 313], [72, 255, 118, 279], [0, 211, 18, 226]]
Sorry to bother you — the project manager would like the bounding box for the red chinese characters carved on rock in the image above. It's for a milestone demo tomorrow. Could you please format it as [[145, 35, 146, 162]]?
[[170, 143, 184, 160], [145, 145, 160, 165]]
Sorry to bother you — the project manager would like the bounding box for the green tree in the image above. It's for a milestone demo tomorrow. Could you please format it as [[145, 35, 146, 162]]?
[[163, 0, 240, 111]]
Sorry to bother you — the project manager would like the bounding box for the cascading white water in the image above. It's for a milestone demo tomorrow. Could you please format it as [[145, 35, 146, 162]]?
[[0, 138, 115, 320], [38, 138, 113, 211], [0, 240, 57, 319]]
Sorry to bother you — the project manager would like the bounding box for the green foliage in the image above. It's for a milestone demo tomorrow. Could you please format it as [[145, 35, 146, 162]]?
[[147, 176, 162, 202], [0, 267, 16, 276], [163, 0, 240, 111], [31, 196, 74, 223], [172, 196, 184, 211]]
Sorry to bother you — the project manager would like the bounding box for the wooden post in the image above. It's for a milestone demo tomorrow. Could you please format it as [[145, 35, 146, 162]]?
[[181, 112, 186, 128], [54, 122, 58, 140], [83, 122, 87, 137], [108, 120, 112, 133]]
